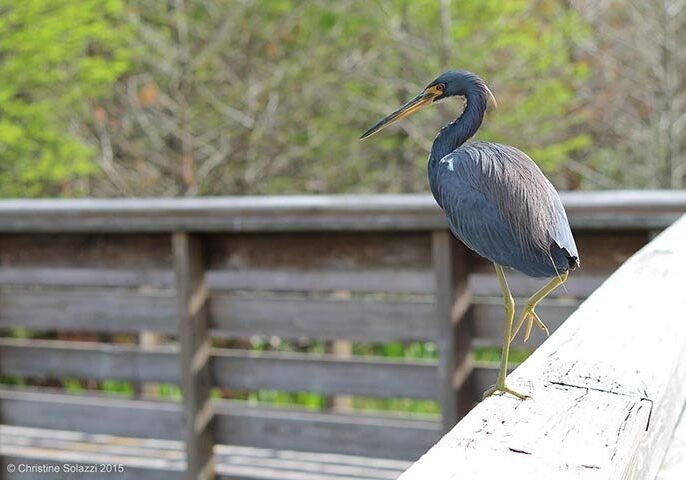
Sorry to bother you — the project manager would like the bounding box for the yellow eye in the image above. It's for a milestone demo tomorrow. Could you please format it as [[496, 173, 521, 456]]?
[[426, 84, 445, 96]]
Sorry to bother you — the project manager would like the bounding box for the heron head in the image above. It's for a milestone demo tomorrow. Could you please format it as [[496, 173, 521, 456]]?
[[360, 70, 497, 139]]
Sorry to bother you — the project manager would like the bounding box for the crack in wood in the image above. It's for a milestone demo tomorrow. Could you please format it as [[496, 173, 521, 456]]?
[[508, 447, 532, 455], [549, 381, 654, 431]]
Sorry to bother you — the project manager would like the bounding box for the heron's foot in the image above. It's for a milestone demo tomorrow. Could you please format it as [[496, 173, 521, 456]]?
[[510, 304, 549, 343], [483, 383, 530, 400]]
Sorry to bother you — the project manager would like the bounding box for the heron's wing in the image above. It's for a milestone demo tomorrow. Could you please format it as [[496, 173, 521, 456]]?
[[549, 192, 578, 259], [432, 142, 578, 276], [434, 172, 528, 269]]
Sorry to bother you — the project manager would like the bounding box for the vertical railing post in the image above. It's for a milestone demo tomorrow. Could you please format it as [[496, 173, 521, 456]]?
[[432, 230, 472, 433], [172, 232, 215, 480]]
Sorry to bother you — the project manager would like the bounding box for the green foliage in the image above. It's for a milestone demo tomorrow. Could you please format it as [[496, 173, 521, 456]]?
[[0, 0, 131, 197], [226, 0, 591, 193], [75, 0, 593, 196]]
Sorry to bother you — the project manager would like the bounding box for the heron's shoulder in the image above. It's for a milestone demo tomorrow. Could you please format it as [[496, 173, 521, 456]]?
[[438, 141, 544, 181], [459, 141, 537, 164]]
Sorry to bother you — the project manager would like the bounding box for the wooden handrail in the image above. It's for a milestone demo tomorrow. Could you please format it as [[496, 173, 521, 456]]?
[[397, 213, 686, 479], [0, 191, 685, 232]]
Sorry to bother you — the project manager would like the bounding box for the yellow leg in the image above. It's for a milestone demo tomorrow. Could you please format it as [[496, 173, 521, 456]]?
[[510, 271, 568, 343], [483, 264, 529, 400]]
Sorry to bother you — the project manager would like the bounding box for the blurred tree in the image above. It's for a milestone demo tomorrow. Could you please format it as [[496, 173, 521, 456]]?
[[0, 0, 131, 197], [572, 0, 686, 188], [89, 0, 591, 196]]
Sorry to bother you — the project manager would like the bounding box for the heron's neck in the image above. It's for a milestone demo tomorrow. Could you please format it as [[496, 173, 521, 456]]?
[[429, 91, 487, 162]]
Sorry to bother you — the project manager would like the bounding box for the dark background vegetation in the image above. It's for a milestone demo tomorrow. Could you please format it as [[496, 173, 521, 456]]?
[[2, 0, 685, 198]]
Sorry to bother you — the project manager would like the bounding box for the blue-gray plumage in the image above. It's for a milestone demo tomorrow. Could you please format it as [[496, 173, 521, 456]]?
[[362, 69, 579, 401], [431, 141, 578, 278]]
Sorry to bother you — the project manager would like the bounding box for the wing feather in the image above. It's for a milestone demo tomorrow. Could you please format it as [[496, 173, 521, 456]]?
[[431, 141, 578, 277]]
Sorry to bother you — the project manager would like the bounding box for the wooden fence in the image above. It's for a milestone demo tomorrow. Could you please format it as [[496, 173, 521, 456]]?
[[0, 191, 685, 479]]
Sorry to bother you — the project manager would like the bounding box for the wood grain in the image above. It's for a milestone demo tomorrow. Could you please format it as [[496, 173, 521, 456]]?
[[398, 213, 686, 479], [657, 402, 686, 479]]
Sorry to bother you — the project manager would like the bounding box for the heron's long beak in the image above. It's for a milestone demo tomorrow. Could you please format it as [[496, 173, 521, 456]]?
[[360, 91, 436, 139]]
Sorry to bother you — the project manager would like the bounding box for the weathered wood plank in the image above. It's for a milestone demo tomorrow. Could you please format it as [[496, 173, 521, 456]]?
[[0, 388, 438, 461], [0, 338, 438, 399], [0, 267, 173, 288], [470, 231, 650, 274], [0, 266, 433, 294], [0, 289, 435, 341], [206, 232, 432, 270], [0, 192, 684, 232], [0, 388, 183, 440], [208, 269, 434, 294], [657, 401, 686, 479], [398, 214, 686, 480], [468, 272, 606, 298], [212, 351, 437, 399], [0, 288, 176, 332], [0, 233, 171, 268], [213, 403, 439, 460], [210, 295, 436, 342], [0, 338, 178, 382], [172, 232, 215, 480]]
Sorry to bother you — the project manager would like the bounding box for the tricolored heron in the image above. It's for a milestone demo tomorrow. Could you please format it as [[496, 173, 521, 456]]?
[[361, 71, 579, 399]]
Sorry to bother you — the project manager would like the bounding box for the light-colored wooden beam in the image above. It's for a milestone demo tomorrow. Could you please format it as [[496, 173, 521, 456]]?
[[399, 214, 686, 479], [0, 191, 684, 232]]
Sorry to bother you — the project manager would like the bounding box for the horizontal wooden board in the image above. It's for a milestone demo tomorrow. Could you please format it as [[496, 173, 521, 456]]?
[[212, 350, 438, 399], [470, 231, 649, 274], [470, 298, 580, 349], [0, 388, 439, 460], [0, 288, 436, 341], [0, 288, 176, 333], [0, 233, 171, 268], [0, 266, 434, 294], [0, 338, 178, 383], [0, 192, 684, 232], [210, 294, 437, 341], [0, 388, 183, 441], [0, 267, 173, 289], [213, 402, 439, 460], [206, 232, 432, 270], [468, 272, 606, 299], [208, 269, 435, 294], [0, 339, 438, 399]]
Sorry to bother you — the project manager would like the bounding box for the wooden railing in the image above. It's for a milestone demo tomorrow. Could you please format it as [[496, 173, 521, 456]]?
[[0, 191, 685, 479], [398, 213, 686, 479]]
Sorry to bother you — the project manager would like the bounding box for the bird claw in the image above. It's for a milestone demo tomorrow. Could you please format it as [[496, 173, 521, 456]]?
[[510, 305, 549, 343], [483, 383, 531, 400]]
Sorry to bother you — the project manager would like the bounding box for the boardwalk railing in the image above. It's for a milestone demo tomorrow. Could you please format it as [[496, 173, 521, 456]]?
[[0, 191, 685, 479], [398, 213, 686, 479]]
